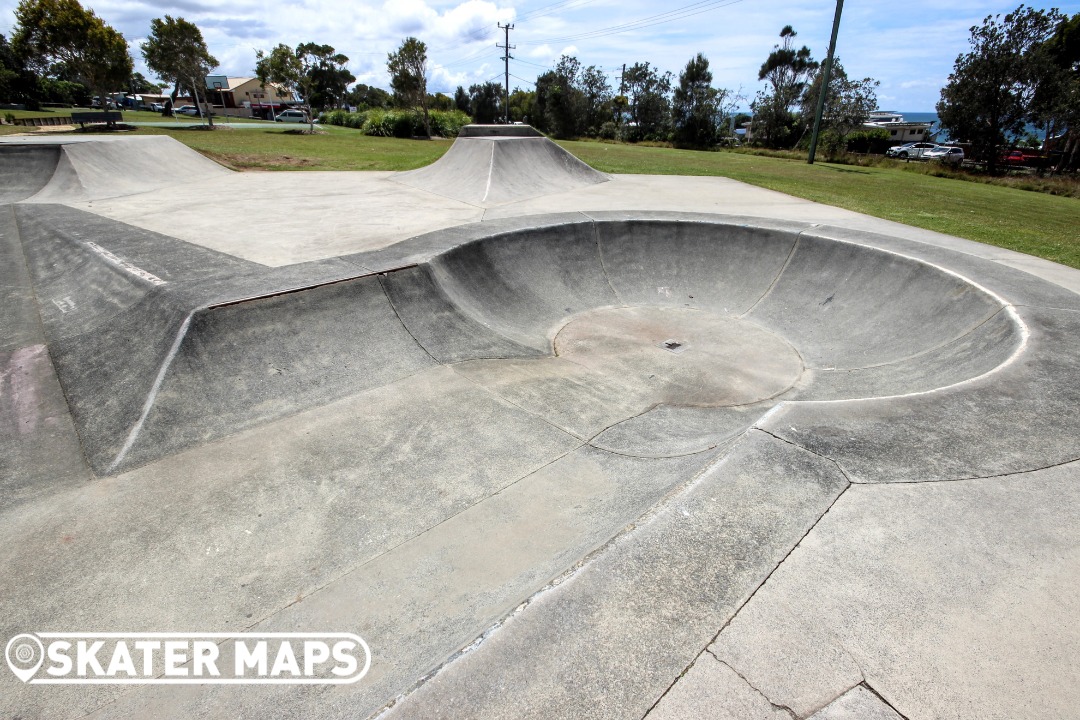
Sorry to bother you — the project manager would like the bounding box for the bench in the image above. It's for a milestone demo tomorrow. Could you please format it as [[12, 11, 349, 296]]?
[[70, 111, 123, 128]]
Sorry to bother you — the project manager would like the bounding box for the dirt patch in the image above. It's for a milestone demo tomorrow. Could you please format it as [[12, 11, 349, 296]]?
[[200, 151, 318, 170]]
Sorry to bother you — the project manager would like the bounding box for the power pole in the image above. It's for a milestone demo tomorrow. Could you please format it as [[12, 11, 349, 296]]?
[[497, 22, 515, 124], [808, 0, 844, 164]]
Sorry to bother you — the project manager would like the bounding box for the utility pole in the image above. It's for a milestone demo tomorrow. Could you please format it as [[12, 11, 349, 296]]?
[[808, 0, 843, 164], [497, 22, 515, 124]]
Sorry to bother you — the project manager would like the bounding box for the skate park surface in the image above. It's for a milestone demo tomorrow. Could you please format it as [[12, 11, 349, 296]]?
[[1, 128, 1079, 719]]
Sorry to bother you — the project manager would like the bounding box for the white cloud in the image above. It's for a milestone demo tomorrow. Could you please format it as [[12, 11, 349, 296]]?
[[4, 0, 1076, 109]]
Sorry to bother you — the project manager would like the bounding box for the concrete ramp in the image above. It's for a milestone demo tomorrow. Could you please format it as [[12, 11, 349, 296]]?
[[394, 125, 609, 206], [0, 144, 61, 202], [8, 135, 231, 203]]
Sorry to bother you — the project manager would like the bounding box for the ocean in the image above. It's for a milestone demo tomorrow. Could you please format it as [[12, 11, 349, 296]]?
[[898, 111, 1047, 143]]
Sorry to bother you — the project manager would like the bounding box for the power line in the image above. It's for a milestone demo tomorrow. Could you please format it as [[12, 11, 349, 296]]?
[[515, 0, 601, 24]]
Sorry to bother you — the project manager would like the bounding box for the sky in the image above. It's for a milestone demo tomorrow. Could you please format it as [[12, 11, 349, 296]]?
[[3, 0, 1080, 111]]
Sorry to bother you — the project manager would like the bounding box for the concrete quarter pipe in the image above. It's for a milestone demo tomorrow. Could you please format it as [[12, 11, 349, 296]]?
[[1, 130, 1079, 720]]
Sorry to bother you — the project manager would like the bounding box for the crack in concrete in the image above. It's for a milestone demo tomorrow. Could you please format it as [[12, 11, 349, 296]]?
[[849, 453, 1080, 485], [642, 429, 851, 720], [713, 656, 799, 719], [861, 681, 913, 720]]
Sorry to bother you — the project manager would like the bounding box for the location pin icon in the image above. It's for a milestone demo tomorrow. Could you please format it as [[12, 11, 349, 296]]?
[[6, 634, 45, 683]]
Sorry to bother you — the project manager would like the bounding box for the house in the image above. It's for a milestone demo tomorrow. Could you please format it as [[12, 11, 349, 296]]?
[[205, 76, 296, 117], [863, 111, 933, 143]]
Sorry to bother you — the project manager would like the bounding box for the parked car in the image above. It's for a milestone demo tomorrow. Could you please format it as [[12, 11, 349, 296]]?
[[1000, 149, 1041, 166], [174, 105, 200, 115], [885, 142, 940, 159], [275, 109, 310, 123], [147, 102, 165, 112], [923, 146, 965, 165]]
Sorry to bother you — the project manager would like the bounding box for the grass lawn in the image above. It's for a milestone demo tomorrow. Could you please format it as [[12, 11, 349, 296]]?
[[3, 120, 1078, 268], [558, 140, 1080, 269]]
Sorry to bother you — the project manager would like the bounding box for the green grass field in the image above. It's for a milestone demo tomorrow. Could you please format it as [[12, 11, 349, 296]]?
[[3, 117, 1078, 269]]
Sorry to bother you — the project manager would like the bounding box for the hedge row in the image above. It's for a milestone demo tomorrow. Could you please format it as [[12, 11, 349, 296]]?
[[317, 108, 470, 138]]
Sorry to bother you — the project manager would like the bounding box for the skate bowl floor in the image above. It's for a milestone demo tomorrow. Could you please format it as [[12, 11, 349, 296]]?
[[2, 134, 1080, 720]]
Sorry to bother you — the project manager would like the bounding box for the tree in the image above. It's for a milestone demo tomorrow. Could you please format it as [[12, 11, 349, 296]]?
[[128, 71, 162, 94], [453, 85, 470, 114], [754, 25, 817, 147], [258, 43, 350, 133], [387, 36, 430, 137], [346, 83, 391, 110], [672, 53, 726, 148], [142, 16, 216, 123], [468, 81, 503, 124], [798, 59, 878, 153], [622, 61, 673, 142], [508, 87, 535, 123], [578, 64, 613, 134], [937, 5, 1065, 173], [12, 0, 131, 117], [300, 44, 353, 112], [1029, 13, 1080, 172], [535, 56, 587, 138], [0, 33, 40, 107]]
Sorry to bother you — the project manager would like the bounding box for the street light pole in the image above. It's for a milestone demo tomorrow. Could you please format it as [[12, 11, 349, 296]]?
[[808, 0, 844, 165]]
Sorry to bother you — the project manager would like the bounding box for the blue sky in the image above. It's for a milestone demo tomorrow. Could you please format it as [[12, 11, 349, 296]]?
[[3, 0, 1080, 110]]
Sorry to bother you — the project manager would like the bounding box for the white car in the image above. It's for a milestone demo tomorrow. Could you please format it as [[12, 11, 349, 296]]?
[[174, 105, 199, 116], [148, 102, 165, 112], [275, 109, 309, 123], [923, 146, 965, 165]]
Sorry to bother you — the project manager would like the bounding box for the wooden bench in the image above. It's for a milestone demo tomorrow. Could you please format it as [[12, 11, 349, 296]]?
[[70, 111, 123, 128]]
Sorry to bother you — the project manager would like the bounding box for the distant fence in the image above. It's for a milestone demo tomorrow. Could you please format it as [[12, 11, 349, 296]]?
[[13, 116, 73, 127]]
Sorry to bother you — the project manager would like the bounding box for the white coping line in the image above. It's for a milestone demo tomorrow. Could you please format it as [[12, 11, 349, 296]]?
[[105, 312, 193, 474], [86, 242, 166, 286], [481, 141, 496, 204]]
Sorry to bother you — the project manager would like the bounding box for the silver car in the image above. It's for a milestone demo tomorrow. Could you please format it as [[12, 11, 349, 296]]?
[[923, 146, 965, 165], [885, 142, 939, 159]]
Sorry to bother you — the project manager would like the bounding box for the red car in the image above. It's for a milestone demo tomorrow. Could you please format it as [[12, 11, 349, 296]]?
[[1000, 149, 1041, 166]]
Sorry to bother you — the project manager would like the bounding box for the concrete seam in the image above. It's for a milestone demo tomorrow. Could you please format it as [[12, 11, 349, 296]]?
[[370, 441, 743, 720], [376, 273, 441, 365], [446, 362, 589, 442], [704, 439, 851, 659], [591, 219, 627, 307], [853, 453, 1080, 485], [714, 657, 799, 720], [801, 680, 867, 718], [738, 230, 801, 318], [753, 427, 853, 484], [252, 441, 585, 631], [860, 681, 913, 720]]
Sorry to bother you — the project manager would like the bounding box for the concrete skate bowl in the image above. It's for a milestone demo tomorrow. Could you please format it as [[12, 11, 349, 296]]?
[[55, 214, 1040, 477]]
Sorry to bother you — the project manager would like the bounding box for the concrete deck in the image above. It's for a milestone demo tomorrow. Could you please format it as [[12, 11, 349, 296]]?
[[1, 133, 1078, 719]]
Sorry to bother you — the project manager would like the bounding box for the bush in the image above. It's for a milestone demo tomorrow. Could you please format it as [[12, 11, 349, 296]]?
[[316, 107, 470, 138], [428, 109, 470, 138], [597, 121, 617, 140], [844, 128, 892, 155]]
